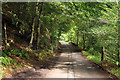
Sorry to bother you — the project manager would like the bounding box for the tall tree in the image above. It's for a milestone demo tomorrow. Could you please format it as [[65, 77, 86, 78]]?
[[37, 2, 44, 49], [29, 3, 38, 49]]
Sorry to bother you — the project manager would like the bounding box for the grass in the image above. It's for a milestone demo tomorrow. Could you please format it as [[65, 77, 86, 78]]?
[[110, 68, 120, 78], [82, 51, 101, 63], [87, 55, 101, 63], [82, 50, 120, 79]]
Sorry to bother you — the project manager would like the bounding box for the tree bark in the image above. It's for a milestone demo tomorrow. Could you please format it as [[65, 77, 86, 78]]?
[[29, 2, 44, 49], [37, 2, 44, 49], [83, 33, 85, 50], [76, 31, 79, 46], [101, 46, 104, 61], [118, 27, 120, 67], [118, 52, 120, 67], [4, 23, 7, 48], [118, 46, 120, 67], [58, 30, 61, 40], [29, 18, 36, 49], [118, 2, 120, 67]]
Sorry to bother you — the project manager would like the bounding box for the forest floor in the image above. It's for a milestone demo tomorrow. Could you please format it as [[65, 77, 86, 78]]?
[[2, 42, 119, 80]]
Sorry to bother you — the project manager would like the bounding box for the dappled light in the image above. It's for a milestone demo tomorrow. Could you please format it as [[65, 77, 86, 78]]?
[[1, 2, 120, 79]]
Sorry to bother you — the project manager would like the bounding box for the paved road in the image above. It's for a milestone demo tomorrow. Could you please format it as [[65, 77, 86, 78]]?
[[44, 42, 110, 78], [8, 42, 118, 80]]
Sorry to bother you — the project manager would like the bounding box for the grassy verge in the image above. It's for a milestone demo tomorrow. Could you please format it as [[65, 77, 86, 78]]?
[[110, 68, 120, 78], [82, 51, 101, 63], [82, 51, 120, 78]]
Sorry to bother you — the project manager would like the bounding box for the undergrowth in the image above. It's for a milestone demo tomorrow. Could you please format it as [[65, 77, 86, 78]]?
[[82, 50, 120, 79], [110, 68, 120, 78], [0, 48, 54, 78], [82, 51, 101, 63]]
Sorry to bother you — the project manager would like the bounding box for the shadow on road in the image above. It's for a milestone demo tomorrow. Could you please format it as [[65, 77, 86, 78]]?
[[2, 42, 119, 79]]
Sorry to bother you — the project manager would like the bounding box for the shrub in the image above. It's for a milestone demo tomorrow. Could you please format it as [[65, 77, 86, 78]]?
[[1, 56, 12, 67]]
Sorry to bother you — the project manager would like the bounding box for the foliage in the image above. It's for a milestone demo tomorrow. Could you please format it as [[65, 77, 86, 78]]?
[[1, 2, 120, 78], [11, 49, 30, 59], [82, 51, 101, 63], [110, 68, 120, 78], [1, 49, 30, 69], [0, 56, 12, 67], [38, 50, 53, 61], [61, 2, 119, 65]]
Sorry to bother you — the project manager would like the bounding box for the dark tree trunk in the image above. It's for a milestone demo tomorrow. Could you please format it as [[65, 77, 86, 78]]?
[[76, 31, 79, 46], [118, 52, 120, 67], [37, 2, 44, 49], [118, 2, 120, 67], [117, 23, 120, 66], [83, 33, 85, 50], [118, 50, 120, 67], [4, 23, 7, 49], [29, 3, 38, 49], [101, 46, 104, 61], [29, 18, 36, 49], [58, 30, 61, 40]]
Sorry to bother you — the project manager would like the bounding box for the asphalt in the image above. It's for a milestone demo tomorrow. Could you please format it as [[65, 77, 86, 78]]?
[[44, 42, 110, 78], [3, 41, 119, 80]]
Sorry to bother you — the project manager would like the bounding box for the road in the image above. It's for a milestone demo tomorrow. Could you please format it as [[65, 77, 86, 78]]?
[[43, 42, 111, 79], [4, 42, 118, 80]]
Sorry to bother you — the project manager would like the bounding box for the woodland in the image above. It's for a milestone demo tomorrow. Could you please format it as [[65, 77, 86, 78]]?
[[0, 2, 120, 78]]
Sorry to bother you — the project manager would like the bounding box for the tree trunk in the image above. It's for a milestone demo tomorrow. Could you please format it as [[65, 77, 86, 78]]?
[[83, 33, 85, 50], [37, 2, 44, 49], [118, 2, 120, 67], [118, 52, 120, 67], [29, 2, 44, 49], [118, 29, 120, 67], [29, 3, 37, 49], [29, 18, 36, 49], [118, 47, 120, 67], [76, 31, 79, 46], [4, 23, 7, 48], [37, 23, 41, 49], [58, 30, 61, 40], [101, 46, 104, 61]]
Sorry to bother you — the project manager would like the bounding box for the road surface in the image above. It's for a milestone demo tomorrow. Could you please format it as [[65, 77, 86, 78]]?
[[3, 42, 118, 80]]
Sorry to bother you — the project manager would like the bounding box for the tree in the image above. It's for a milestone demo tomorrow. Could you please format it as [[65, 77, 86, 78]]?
[[37, 2, 44, 49]]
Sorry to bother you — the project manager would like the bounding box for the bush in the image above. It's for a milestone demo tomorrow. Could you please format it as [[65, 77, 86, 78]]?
[[110, 68, 120, 78], [10, 49, 30, 59], [82, 51, 101, 63], [1, 49, 30, 68], [38, 50, 53, 61], [1, 56, 12, 67]]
